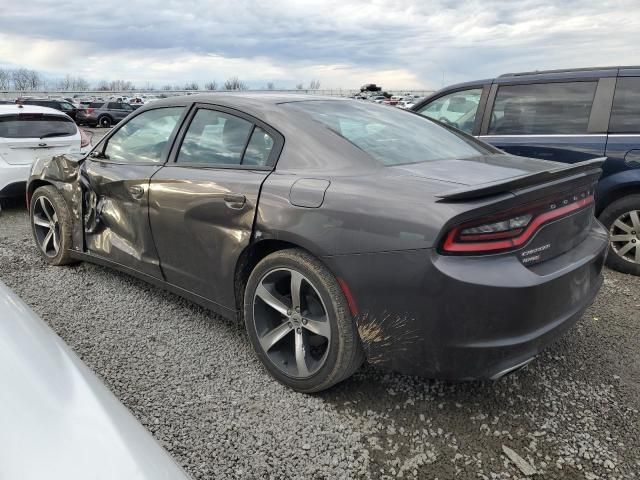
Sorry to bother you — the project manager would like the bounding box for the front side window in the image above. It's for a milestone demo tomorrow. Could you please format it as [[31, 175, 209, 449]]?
[[59, 102, 74, 111], [285, 101, 491, 166], [0, 114, 76, 138], [488, 82, 597, 135], [177, 109, 253, 166], [104, 107, 184, 163], [416, 88, 482, 134], [609, 77, 640, 133]]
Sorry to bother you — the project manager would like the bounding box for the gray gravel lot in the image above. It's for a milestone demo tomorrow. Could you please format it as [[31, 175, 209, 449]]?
[[1, 135, 639, 478]]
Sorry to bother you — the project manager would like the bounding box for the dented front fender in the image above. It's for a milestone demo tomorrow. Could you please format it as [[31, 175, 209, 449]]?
[[28, 153, 86, 252]]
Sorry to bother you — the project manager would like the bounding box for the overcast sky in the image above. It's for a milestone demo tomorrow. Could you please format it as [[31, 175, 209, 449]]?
[[0, 0, 639, 89]]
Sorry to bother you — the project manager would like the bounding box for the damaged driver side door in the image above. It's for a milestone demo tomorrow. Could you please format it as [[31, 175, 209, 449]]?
[[82, 106, 187, 278]]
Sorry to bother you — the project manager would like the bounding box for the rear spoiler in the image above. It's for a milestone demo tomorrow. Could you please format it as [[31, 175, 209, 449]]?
[[436, 157, 606, 202]]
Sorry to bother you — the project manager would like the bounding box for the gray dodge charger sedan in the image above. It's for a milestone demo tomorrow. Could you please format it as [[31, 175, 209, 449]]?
[[26, 94, 608, 392]]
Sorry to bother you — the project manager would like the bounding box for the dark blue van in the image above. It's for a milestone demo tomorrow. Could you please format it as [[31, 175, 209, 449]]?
[[412, 66, 640, 275]]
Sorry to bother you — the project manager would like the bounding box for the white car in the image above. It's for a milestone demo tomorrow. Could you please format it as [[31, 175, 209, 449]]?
[[0, 105, 90, 198]]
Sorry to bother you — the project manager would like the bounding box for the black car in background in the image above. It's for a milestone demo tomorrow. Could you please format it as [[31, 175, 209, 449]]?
[[413, 66, 640, 275], [18, 98, 78, 120], [76, 101, 135, 127]]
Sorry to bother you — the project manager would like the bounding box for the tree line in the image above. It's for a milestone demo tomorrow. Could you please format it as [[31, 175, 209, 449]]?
[[0, 68, 321, 92]]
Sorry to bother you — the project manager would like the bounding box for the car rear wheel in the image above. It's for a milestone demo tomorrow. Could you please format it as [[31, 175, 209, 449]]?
[[30, 186, 78, 266], [599, 194, 640, 275], [98, 116, 112, 128], [244, 249, 363, 392]]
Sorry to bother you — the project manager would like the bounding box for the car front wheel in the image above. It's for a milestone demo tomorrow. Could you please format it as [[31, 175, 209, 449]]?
[[599, 194, 640, 275], [244, 249, 363, 392], [30, 186, 78, 266]]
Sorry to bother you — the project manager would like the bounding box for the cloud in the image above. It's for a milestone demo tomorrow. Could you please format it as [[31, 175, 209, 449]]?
[[0, 0, 639, 88]]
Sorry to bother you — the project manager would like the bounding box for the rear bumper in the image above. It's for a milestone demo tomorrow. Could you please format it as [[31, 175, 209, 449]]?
[[0, 161, 30, 198], [324, 221, 608, 380]]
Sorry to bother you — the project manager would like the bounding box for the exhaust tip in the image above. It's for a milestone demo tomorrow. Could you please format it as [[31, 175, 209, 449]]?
[[490, 357, 536, 380]]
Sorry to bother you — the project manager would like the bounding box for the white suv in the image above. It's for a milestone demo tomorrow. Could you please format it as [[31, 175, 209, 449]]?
[[0, 105, 90, 198]]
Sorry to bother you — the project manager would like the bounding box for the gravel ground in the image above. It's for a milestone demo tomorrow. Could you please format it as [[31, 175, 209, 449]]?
[[1, 178, 640, 478]]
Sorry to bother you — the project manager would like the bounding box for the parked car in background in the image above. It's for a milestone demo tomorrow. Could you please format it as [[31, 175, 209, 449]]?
[[18, 98, 79, 120], [413, 66, 640, 275], [0, 105, 89, 198], [76, 101, 135, 127], [0, 280, 190, 480], [27, 94, 606, 392]]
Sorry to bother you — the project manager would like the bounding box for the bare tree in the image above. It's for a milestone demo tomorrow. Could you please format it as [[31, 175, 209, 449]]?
[[184, 81, 199, 91], [96, 80, 110, 91], [266, 82, 275, 90], [309, 79, 321, 90], [204, 81, 218, 91], [0, 69, 10, 90], [295, 83, 304, 90], [161, 84, 173, 91], [224, 76, 248, 91], [55, 74, 90, 91], [12, 69, 31, 91]]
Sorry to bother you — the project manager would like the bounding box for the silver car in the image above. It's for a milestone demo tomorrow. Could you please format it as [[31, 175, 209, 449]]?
[[0, 280, 190, 480]]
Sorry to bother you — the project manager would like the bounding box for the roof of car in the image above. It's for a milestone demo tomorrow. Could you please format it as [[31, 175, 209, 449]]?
[[499, 65, 640, 78], [154, 92, 349, 107], [142, 92, 351, 120], [0, 104, 72, 116]]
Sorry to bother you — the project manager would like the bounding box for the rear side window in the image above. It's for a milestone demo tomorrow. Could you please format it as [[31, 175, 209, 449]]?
[[89, 102, 104, 108], [609, 77, 640, 133], [177, 109, 253, 166], [0, 114, 76, 138], [488, 82, 597, 135], [108, 102, 122, 110]]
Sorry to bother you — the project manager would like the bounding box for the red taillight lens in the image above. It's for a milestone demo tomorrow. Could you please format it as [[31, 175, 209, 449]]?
[[442, 189, 595, 254], [85, 108, 93, 114], [79, 128, 90, 148]]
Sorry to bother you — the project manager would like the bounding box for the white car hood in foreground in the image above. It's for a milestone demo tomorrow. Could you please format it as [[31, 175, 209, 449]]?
[[0, 280, 190, 480]]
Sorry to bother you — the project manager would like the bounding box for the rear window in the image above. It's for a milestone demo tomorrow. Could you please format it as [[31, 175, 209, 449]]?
[[609, 77, 640, 133], [488, 82, 597, 135], [284, 101, 491, 166], [0, 114, 76, 139]]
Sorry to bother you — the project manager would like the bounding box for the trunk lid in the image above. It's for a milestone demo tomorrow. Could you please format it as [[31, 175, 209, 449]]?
[[0, 137, 80, 165], [389, 154, 604, 200]]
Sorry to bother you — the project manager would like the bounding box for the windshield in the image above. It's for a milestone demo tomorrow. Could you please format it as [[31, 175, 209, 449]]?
[[284, 100, 492, 166]]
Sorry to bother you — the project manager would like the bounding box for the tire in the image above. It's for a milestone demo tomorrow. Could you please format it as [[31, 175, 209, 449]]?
[[244, 249, 364, 392], [98, 115, 112, 128], [30, 186, 79, 266], [598, 194, 640, 275]]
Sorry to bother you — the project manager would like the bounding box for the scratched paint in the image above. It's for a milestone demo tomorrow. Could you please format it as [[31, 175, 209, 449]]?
[[356, 312, 421, 365]]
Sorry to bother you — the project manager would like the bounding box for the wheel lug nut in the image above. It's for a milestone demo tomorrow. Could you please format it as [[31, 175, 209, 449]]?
[[287, 309, 292, 316], [296, 328, 301, 334], [288, 322, 293, 328], [302, 318, 308, 325], [295, 306, 300, 312]]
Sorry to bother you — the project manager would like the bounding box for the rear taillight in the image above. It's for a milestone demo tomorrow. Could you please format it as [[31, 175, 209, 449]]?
[[85, 108, 93, 114], [442, 189, 595, 254], [79, 128, 90, 148]]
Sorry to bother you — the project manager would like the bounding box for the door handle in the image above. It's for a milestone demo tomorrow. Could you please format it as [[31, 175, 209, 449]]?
[[223, 193, 246, 209], [128, 185, 145, 199]]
